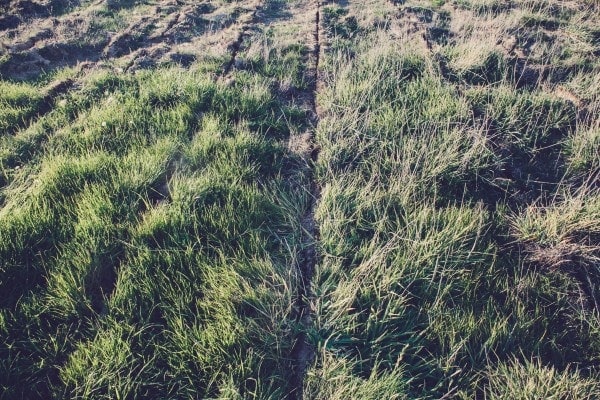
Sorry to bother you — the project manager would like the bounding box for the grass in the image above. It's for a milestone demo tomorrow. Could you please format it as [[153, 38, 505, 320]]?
[[0, 58, 310, 398], [511, 186, 600, 270], [0, 81, 45, 134], [565, 121, 600, 177], [1, 0, 599, 398], [445, 46, 507, 84], [466, 85, 577, 151], [484, 357, 600, 399], [305, 0, 600, 396], [454, 0, 511, 15]]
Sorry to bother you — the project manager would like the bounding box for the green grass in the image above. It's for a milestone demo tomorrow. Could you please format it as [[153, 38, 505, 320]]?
[[484, 357, 600, 399], [1, 1, 319, 394], [306, 16, 600, 398], [1, 0, 599, 398], [0, 81, 45, 134], [444, 47, 507, 84], [454, 0, 511, 15], [0, 57, 310, 398], [466, 85, 577, 151], [565, 123, 600, 177]]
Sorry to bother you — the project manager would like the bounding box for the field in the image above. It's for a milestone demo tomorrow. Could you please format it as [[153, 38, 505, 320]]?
[[0, 0, 599, 398]]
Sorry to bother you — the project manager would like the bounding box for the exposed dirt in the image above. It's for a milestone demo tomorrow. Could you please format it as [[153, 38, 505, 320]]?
[[288, 0, 322, 388], [220, 0, 263, 78], [0, 0, 262, 80], [387, 0, 445, 72], [219, 0, 323, 397], [39, 76, 75, 112]]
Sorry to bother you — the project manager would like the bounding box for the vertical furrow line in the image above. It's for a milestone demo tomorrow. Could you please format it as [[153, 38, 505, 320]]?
[[289, 1, 322, 399], [312, 2, 321, 115], [221, 0, 264, 78]]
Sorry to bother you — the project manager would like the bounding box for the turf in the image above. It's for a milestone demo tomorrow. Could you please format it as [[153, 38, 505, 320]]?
[[305, 0, 600, 398], [0, 0, 599, 398]]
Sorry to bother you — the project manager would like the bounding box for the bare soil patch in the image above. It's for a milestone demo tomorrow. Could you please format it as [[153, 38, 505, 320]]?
[[0, 0, 264, 80]]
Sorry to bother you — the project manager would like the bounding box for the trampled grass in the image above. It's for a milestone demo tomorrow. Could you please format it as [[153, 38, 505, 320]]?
[[1, 0, 599, 398]]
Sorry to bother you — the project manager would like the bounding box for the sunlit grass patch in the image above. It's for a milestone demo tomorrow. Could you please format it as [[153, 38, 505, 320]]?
[[444, 45, 506, 84], [466, 85, 577, 151], [565, 123, 600, 178], [0, 81, 45, 134], [1, 56, 310, 397], [511, 187, 600, 269], [484, 358, 600, 400]]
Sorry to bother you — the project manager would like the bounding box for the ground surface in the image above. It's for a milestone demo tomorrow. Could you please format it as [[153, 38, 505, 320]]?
[[0, 0, 599, 398]]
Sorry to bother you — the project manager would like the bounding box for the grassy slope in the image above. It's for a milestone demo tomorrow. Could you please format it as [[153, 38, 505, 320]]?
[[305, 0, 600, 398]]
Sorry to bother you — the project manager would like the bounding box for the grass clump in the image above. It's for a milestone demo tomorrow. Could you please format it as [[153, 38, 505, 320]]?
[[466, 85, 577, 150], [59, 321, 156, 399], [484, 358, 600, 400], [444, 46, 507, 84], [510, 188, 600, 269], [520, 13, 563, 30], [565, 124, 600, 178], [305, 355, 410, 400], [454, 0, 511, 15], [0, 81, 45, 134]]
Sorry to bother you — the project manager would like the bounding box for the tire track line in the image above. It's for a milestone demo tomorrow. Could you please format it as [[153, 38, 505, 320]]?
[[289, 1, 322, 398]]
